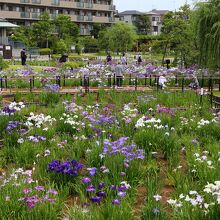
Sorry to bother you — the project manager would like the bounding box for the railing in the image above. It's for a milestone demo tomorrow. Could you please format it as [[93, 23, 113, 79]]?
[[77, 15, 84, 21], [0, 37, 8, 45], [51, 0, 60, 6], [109, 17, 115, 22], [32, 12, 40, 19], [32, 0, 41, 4], [20, 0, 30, 3], [85, 3, 93, 8], [20, 12, 30, 18], [1, 75, 220, 98], [84, 15, 93, 22], [77, 2, 84, 8]]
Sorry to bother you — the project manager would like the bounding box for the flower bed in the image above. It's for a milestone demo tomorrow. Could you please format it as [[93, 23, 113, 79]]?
[[0, 90, 219, 219]]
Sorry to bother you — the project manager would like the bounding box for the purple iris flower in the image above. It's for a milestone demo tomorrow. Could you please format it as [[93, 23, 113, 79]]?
[[87, 167, 97, 176], [96, 191, 106, 197], [110, 185, 117, 190], [35, 186, 45, 191], [89, 196, 101, 203], [112, 199, 121, 205], [118, 191, 126, 198], [86, 185, 96, 192], [98, 182, 105, 188], [82, 177, 91, 184]]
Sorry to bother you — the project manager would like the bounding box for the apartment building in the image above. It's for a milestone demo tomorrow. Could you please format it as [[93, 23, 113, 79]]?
[[118, 9, 169, 35], [0, 0, 116, 35]]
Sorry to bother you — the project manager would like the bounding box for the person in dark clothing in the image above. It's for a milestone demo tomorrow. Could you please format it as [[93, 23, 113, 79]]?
[[59, 54, 68, 63], [21, 48, 27, 66], [137, 55, 142, 65], [106, 54, 112, 63]]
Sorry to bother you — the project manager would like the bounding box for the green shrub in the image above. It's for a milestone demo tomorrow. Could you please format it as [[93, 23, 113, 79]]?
[[39, 48, 52, 55], [0, 56, 9, 70], [61, 61, 84, 70], [52, 54, 96, 61]]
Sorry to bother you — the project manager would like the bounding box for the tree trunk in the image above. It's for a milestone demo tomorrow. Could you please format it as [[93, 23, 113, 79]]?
[[162, 41, 168, 67]]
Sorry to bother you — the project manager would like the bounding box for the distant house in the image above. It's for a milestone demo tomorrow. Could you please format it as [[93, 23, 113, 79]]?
[[118, 10, 144, 26], [117, 9, 169, 35], [145, 9, 169, 35]]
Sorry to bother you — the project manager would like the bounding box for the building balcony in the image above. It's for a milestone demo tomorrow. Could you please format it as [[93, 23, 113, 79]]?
[[32, 12, 40, 19], [20, 0, 30, 3], [20, 12, 30, 18], [51, 0, 60, 6], [80, 28, 90, 35], [93, 16, 109, 23], [32, 0, 41, 4], [77, 15, 84, 22], [93, 4, 111, 11], [0, 11, 21, 19], [60, 1, 77, 8]]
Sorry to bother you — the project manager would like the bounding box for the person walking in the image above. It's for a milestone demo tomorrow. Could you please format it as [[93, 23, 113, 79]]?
[[158, 74, 167, 89], [121, 52, 127, 65], [115, 62, 124, 88], [20, 48, 27, 66]]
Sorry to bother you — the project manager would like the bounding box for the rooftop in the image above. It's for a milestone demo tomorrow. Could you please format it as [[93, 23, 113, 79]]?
[[118, 10, 143, 15], [0, 19, 19, 28], [145, 9, 170, 15]]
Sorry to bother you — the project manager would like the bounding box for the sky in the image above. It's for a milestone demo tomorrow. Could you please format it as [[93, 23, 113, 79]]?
[[114, 0, 195, 12]]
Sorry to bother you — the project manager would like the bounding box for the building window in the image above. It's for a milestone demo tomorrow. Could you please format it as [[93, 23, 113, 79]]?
[[153, 26, 158, 32], [152, 17, 160, 22]]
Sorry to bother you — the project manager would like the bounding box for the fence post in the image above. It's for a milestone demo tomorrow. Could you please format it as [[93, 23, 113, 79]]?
[[80, 77, 83, 87], [58, 76, 61, 87], [87, 76, 90, 93], [108, 75, 111, 87], [210, 76, 213, 107], [129, 74, 131, 86], [63, 75, 66, 87], [0, 77, 2, 91], [30, 78, 32, 92], [32, 76, 35, 88], [84, 75, 87, 93], [113, 73, 116, 89], [182, 76, 185, 92], [157, 76, 159, 91], [135, 77, 137, 91], [5, 76, 7, 89], [208, 77, 211, 91], [150, 75, 152, 86], [219, 76, 220, 91], [144, 75, 147, 87]]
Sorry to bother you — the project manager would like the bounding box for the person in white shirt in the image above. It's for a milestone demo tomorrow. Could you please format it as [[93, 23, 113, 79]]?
[[121, 52, 127, 65], [158, 74, 167, 89]]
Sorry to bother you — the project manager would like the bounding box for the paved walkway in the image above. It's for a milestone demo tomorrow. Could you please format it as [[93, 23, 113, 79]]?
[[0, 86, 152, 96]]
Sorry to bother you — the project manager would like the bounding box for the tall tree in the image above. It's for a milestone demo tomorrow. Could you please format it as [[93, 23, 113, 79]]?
[[99, 22, 137, 52], [32, 12, 53, 48], [155, 5, 198, 67], [133, 14, 151, 35], [12, 26, 37, 48], [194, 0, 220, 69], [54, 14, 79, 39]]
